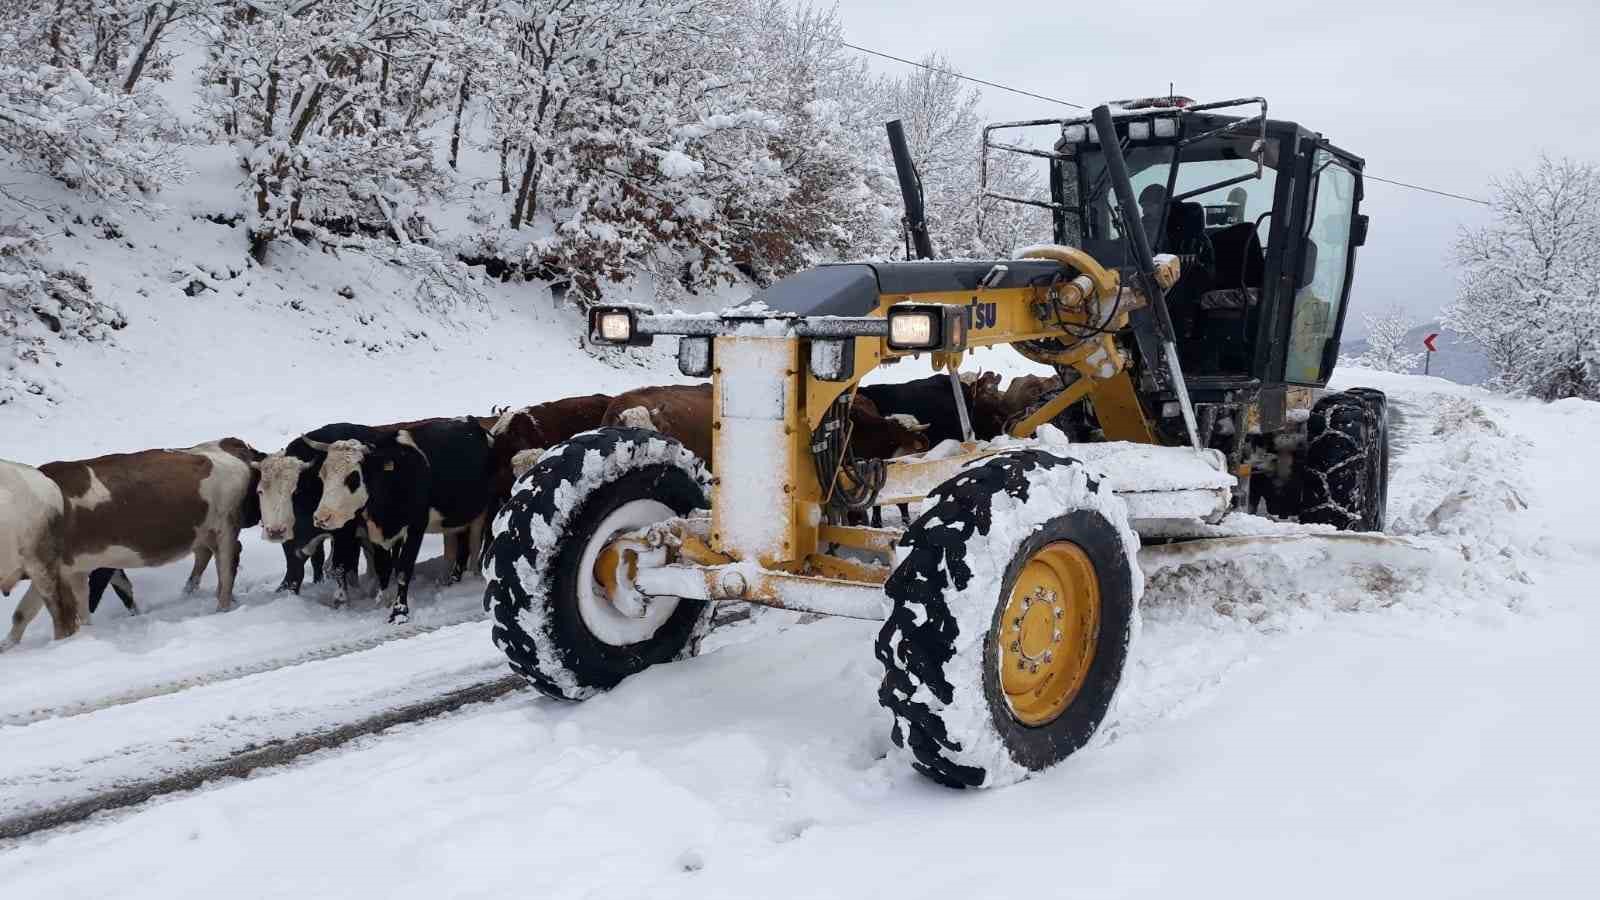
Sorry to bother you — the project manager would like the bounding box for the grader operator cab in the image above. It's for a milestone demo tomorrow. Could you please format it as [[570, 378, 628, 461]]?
[[484, 98, 1389, 789]]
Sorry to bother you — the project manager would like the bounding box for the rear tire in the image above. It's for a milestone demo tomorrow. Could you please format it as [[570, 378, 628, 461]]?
[[484, 428, 714, 700], [875, 450, 1142, 789], [1299, 390, 1389, 531]]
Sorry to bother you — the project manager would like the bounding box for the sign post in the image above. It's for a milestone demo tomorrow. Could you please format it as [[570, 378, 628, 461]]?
[[1423, 332, 1440, 375]]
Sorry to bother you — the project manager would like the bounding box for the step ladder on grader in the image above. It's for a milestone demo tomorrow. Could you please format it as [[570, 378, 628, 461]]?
[[484, 98, 1396, 788]]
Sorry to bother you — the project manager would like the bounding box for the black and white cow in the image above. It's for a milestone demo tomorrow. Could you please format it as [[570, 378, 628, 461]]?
[[254, 423, 387, 605], [309, 419, 494, 624]]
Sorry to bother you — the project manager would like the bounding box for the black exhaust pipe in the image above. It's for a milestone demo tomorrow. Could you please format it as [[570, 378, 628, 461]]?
[[886, 120, 934, 260]]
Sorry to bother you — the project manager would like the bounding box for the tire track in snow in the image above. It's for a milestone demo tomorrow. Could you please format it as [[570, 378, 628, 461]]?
[[0, 607, 492, 728], [0, 674, 525, 843], [4, 602, 751, 729]]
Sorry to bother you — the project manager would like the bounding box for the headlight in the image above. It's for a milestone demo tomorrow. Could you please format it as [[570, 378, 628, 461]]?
[[598, 312, 632, 342], [1061, 123, 1089, 144], [588, 306, 650, 346], [1127, 121, 1151, 141], [886, 304, 970, 353], [888, 309, 938, 349], [1153, 117, 1178, 138]]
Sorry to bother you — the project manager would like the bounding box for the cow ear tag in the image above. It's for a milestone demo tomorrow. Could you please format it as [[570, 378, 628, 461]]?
[[384, 461, 396, 472]]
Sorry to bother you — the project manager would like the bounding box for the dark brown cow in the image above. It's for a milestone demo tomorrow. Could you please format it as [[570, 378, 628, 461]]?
[[485, 394, 612, 503], [602, 384, 930, 465], [3, 439, 261, 647], [845, 393, 934, 459]]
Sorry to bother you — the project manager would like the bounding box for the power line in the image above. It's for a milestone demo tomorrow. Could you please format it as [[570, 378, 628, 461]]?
[[844, 39, 1489, 207], [839, 41, 1084, 110], [1364, 174, 1489, 205]]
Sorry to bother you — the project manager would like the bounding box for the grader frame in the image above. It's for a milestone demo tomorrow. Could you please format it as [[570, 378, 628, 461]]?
[[585, 244, 1229, 623]]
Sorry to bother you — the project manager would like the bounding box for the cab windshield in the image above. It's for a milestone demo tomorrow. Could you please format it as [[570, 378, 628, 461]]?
[[1067, 126, 1286, 377], [1075, 131, 1282, 249]]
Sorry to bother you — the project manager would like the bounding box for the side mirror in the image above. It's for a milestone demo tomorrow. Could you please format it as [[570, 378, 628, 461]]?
[[1351, 213, 1370, 248]]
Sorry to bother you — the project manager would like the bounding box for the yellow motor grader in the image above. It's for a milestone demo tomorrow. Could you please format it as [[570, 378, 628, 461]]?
[[484, 98, 1388, 788]]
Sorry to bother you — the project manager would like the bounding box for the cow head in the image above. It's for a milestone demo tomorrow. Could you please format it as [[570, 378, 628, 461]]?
[[850, 409, 931, 459], [964, 370, 1010, 439], [312, 440, 373, 531], [254, 453, 312, 543]]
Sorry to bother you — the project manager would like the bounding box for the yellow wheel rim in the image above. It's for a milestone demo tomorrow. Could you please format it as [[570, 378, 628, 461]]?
[[998, 541, 1100, 727]]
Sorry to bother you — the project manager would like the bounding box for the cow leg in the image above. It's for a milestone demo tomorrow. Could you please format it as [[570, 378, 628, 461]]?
[[369, 544, 394, 607], [109, 570, 138, 614], [278, 543, 307, 594], [309, 540, 326, 584], [63, 569, 92, 631], [90, 569, 137, 615], [359, 538, 378, 587], [898, 503, 912, 523], [3, 582, 45, 649], [184, 546, 214, 595], [388, 527, 426, 625], [213, 533, 240, 612], [4, 569, 82, 648], [442, 527, 462, 584], [465, 513, 487, 577], [328, 528, 362, 609], [89, 568, 114, 615], [870, 506, 882, 528]]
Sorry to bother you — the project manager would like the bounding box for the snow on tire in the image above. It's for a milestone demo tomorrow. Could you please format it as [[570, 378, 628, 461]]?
[[484, 428, 714, 701], [1300, 391, 1389, 532], [875, 450, 1142, 789]]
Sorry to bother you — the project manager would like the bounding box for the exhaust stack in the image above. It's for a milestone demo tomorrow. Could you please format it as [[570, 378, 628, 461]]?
[[886, 120, 934, 260]]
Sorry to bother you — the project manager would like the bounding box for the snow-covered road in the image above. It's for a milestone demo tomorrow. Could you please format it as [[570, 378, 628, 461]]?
[[2, 370, 1595, 899]]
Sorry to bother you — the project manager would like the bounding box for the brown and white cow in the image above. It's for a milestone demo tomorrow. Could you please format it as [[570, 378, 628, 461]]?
[[601, 384, 931, 465], [1, 459, 71, 648], [2, 439, 262, 648]]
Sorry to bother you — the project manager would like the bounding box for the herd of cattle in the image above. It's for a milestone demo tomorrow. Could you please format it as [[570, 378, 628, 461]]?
[[0, 371, 1059, 649]]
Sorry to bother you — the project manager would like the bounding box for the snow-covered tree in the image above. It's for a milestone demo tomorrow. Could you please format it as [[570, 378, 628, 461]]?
[[875, 53, 1050, 258], [200, 0, 453, 260], [1345, 306, 1424, 374], [1446, 155, 1600, 401], [1, 222, 126, 405], [0, 6, 187, 201], [714, 0, 894, 284]]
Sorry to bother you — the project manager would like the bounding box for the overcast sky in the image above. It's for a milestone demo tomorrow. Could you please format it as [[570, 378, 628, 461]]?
[[841, 0, 1599, 335]]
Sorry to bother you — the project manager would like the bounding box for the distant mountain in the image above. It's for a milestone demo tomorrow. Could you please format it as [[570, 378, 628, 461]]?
[[1340, 322, 1492, 385]]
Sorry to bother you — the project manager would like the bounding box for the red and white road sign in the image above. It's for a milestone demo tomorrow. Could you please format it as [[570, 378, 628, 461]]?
[[1423, 332, 1440, 353]]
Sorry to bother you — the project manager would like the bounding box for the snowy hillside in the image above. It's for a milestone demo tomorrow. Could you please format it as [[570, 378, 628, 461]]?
[[2, 362, 1596, 897]]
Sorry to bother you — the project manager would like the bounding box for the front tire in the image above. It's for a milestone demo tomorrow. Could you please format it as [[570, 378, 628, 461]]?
[[875, 450, 1142, 789], [484, 428, 714, 700]]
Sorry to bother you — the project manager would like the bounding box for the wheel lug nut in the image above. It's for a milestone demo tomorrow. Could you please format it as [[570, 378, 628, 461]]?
[[1042, 651, 1053, 663], [1052, 630, 1062, 643], [1009, 640, 1020, 652]]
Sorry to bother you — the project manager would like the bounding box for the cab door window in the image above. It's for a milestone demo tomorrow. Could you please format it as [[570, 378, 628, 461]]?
[[1286, 150, 1357, 383]]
